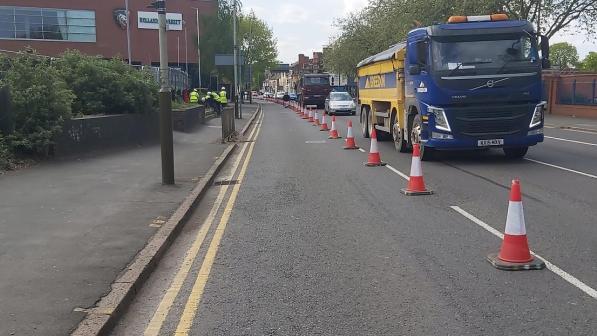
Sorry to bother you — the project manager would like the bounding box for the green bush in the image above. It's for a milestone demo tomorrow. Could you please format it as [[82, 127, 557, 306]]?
[[0, 134, 10, 170], [1, 53, 74, 155], [55, 50, 158, 115]]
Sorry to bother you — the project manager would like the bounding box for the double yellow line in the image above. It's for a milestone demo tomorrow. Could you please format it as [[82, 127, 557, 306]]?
[[145, 111, 263, 336]]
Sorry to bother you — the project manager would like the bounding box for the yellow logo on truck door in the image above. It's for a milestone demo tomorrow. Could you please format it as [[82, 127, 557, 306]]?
[[365, 75, 386, 89], [359, 73, 396, 89]]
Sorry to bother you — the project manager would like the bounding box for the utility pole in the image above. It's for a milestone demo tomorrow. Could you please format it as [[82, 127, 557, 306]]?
[[233, 0, 241, 119], [194, 8, 202, 88], [152, 0, 174, 185], [125, 0, 132, 65]]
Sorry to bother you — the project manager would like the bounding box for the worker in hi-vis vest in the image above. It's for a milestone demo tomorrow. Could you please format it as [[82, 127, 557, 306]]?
[[189, 89, 199, 103], [219, 87, 227, 106]]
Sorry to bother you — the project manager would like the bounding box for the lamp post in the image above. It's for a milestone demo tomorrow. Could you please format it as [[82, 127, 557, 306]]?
[[232, 0, 241, 119], [191, 7, 202, 89], [151, 0, 174, 185], [125, 0, 132, 65]]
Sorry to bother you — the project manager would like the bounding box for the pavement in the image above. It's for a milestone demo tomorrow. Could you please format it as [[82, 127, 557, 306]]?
[[545, 113, 597, 132], [0, 104, 258, 336], [110, 101, 596, 335]]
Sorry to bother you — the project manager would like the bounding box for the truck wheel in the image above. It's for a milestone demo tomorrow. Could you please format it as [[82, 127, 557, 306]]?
[[392, 121, 408, 152], [410, 115, 434, 161], [503, 146, 528, 159], [361, 108, 370, 138]]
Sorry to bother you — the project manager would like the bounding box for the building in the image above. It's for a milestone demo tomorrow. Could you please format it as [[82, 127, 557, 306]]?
[[0, 0, 217, 85], [263, 63, 290, 94]]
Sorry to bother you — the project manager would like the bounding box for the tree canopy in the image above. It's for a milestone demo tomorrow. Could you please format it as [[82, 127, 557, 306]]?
[[550, 42, 579, 69], [199, 1, 277, 89], [580, 52, 597, 72], [324, 0, 596, 77]]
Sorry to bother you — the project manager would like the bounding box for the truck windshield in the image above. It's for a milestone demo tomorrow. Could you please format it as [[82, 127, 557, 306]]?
[[304, 76, 330, 85], [431, 34, 538, 75]]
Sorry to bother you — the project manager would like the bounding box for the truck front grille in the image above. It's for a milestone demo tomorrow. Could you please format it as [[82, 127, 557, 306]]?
[[449, 104, 533, 138]]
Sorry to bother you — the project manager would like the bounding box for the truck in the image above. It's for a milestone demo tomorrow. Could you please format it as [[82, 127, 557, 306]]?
[[299, 73, 332, 108], [357, 14, 550, 160]]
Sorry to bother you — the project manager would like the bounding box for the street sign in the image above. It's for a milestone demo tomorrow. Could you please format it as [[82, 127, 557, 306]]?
[[215, 54, 245, 66]]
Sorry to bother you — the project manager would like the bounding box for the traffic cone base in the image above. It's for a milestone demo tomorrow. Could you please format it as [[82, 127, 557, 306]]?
[[486, 253, 545, 271], [320, 124, 329, 131], [328, 132, 342, 139], [400, 187, 433, 195]]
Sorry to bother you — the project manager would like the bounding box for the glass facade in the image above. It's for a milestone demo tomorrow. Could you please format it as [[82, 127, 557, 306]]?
[[0, 6, 96, 42]]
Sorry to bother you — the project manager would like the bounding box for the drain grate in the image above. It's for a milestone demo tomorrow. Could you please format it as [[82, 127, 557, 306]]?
[[213, 179, 240, 186]]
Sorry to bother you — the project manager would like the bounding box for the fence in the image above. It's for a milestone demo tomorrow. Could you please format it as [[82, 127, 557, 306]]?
[[543, 73, 597, 118], [135, 66, 190, 93], [557, 78, 597, 106]]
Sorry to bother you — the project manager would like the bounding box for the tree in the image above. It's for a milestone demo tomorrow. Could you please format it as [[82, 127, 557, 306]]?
[[239, 11, 278, 89], [496, 0, 597, 38], [550, 42, 579, 69], [324, 0, 597, 77], [580, 52, 597, 72]]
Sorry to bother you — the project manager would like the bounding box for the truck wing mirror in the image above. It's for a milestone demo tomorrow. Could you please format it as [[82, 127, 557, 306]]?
[[408, 65, 422, 75], [540, 35, 550, 69]]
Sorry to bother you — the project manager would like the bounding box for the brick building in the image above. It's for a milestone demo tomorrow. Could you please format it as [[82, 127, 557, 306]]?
[[0, 0, 217, 85]]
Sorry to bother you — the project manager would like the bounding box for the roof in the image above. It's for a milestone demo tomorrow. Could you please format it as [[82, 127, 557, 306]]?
[[356, 42, 406, 68]]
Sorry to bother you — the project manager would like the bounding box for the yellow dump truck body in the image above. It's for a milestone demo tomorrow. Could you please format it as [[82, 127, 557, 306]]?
[[357, 43, 407, 141]]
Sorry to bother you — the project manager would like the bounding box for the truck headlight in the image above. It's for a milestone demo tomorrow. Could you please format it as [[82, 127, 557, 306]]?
[[529, 101, 546, 128], [427, 106, 451, 132]]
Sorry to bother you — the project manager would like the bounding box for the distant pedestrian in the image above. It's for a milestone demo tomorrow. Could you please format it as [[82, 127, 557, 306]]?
[[282, 92, 290, 107], [189, 89, 199, 104], [219, 87, 228, 107]]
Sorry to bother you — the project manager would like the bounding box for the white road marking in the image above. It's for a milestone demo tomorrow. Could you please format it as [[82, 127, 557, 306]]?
[[544, 125, 556, 129], [358, 148, 366, 153], [524, 158, 597, 179], [207, 125, 222, 128], [545, 136, 597, 147], [305, 140, 326, 144], [450, 206, 597, 300], [386, 164, 409, 180], [559, 128, 597, 135]]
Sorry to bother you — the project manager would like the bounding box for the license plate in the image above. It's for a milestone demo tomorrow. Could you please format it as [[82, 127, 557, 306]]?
[[477, 139, 504, 146]]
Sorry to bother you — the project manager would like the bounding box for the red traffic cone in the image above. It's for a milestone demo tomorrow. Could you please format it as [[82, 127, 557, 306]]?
[[328, 116, 341, 139], [320, 112, 330, 131], [364, 128, 385, 166], [401, 144, 432, 195], [313, 110, 320, 126], [487, 179, 545, 271], [302, 106, 309, 119], [344, 120, 359, 149], [308, 108, 314, 122]]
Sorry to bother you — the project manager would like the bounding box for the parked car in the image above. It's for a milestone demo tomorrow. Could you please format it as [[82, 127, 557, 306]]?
[[289, 93, 297, 101], [264, 92, 273, 98], [325, 91, 356, 115], [275, 91, 285, 99]]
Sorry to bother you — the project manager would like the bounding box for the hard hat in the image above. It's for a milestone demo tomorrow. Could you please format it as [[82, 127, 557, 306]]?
[[193, 88, 197, 92], [221, 87, 225, 90], [206, 91, 211, 95]]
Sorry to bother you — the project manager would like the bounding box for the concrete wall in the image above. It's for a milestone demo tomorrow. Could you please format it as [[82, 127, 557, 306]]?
[[53, 113, 159, 157]]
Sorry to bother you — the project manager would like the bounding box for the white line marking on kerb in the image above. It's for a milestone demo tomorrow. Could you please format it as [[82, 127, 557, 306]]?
[[450, 206, 597, 299], [545, 136, 597, 147], [386, 165, 409, 180], [525, 158, 597, 179], [358, 148, 366, 153]]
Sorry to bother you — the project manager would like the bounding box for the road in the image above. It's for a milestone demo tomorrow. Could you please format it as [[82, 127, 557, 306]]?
[[111, 101, 596, 335]]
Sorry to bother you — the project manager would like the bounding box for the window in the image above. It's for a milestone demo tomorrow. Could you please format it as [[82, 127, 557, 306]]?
[[0, 6, 95, 42], [304, 76, 330, 85]]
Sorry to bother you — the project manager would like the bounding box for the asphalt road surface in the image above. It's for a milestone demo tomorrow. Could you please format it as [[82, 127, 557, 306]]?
[[112, 101, 596, 335]]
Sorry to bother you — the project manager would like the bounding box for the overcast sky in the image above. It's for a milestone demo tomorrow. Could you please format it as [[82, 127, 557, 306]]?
[[241, 0, 597, 64]]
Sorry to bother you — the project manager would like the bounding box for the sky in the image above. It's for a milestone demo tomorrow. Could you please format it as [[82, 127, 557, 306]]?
[[241, 0, 597, 64]]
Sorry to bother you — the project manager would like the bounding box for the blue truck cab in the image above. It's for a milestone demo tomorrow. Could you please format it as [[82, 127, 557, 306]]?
[[404, 15, 550, 159]]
